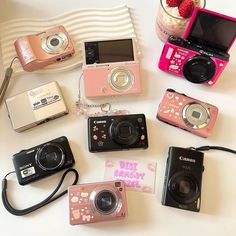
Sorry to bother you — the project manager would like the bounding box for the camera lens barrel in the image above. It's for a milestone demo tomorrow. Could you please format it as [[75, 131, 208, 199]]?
[[183, 55, 216, 83], [36, 143, 65, 171], [109, 119, 139, 145]]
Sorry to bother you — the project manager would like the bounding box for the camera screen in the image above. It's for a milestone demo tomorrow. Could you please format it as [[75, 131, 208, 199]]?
[[85, 39, 134, 64], [186, 11, 236, 52]]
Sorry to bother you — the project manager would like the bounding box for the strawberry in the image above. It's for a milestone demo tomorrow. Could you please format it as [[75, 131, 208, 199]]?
[[166, 0, 183, 7], [178, 0, 194, 18]]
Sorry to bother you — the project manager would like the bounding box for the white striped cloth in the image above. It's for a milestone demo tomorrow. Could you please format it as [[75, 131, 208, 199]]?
[[0, 4, 138, 75]]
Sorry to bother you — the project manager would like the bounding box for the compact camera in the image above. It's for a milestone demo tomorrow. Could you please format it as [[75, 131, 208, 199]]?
[[156, 89, 218, 138], [13, 136, 75, 185], [68, 180, 127, 225], [158, 8, 236, 86], [5, 81, 68, 132], [162, 147, 204, 212], [82, 38, 142, 97], [14, 25, 75, 72], [88, 114, 148, 152]]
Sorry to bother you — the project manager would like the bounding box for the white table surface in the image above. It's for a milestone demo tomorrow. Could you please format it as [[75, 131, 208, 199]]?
[[0, 0, 236, 235]]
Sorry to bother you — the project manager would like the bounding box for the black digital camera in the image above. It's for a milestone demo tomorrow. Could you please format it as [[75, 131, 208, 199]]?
[[162, 147, 204, 212], [13, 136, 75, 185], [88, 114, 148, 152]]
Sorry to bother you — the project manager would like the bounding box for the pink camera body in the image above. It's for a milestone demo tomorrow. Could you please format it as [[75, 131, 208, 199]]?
[[14, 25, 74, 72], [82, 38, 141, 98], [158, 7, 236, 86], [158, 41, 228, 86], [68, 180, 127, 225], [83, 62, 141, 97], [157, 89, 218, 138]]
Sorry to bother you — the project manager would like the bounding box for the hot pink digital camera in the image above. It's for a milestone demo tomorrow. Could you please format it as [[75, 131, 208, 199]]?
[[68, 180, 127, 225], [158, 8, 236, 86], [14, 25, 75, 72], [156, 89, 218, 138], [82, 38, 141, 97]]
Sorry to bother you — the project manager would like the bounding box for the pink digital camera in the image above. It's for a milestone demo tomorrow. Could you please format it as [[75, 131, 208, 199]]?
[[14, 25, 75, 72], [158, 8, 236, 86], [68, 180, 127, 225], [82, 38, 141, 97], [156, 89, 218, 138]]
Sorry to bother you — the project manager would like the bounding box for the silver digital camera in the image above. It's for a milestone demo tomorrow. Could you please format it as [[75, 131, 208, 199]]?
[[5, 81, 68, 132]]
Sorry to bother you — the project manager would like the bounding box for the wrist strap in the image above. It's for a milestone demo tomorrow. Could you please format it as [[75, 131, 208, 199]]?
[[2, 168, 79, 216], [0, 57, 18, 106], [191, 146, 236, 155]]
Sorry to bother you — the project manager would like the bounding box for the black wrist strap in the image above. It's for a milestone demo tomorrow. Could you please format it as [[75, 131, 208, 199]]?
[[191, 146, 236, 155], [2, 168, 79, 216]]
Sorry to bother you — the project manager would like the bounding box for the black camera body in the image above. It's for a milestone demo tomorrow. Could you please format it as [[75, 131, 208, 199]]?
[[162, 147, 204, 212], [13, 136, 75, 185], [88, 114, 148, 152]]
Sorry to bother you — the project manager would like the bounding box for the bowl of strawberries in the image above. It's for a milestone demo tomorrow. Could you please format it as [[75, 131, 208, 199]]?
[[156, 0, 206, 42]]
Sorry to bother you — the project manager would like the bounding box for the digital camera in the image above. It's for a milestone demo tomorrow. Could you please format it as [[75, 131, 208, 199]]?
[[82, 38, 142, 97], [68, 180, 127, 225], [156, 89, 218, 138], [88, 114, 148, 152], [13, 136, 75, 185], [5, 81, 68, 132], [158, 8, 236, 86], [162, 146, 204, 212], [14, 25, 75, 72]]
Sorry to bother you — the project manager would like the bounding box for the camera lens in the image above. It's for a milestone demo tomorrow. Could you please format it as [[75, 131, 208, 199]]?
[[42, 32, 69, 54], [36, 143, 65, 171], [168, 172, 199, 204], [109, 119, 139, 145], [50, 37, 60, 47], [183, 102, 210, 129], [109, 67, 134, 92], [95, 190, 117, 214], [183, 55, 216, 83]]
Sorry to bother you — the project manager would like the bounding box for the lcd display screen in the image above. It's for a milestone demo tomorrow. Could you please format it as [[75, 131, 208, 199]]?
[[186, 11, 236, 52], [85, 39, 134, 64]]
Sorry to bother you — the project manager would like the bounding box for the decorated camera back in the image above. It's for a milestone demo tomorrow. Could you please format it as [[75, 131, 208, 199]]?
[[157, 89, 218, 138], [158, 8, 236, 86], [69, 180, 127, 225], [88, 114, 148, 152]]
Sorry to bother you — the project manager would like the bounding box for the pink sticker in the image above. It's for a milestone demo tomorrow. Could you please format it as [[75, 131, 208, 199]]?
[[104, 159, 157, 194]]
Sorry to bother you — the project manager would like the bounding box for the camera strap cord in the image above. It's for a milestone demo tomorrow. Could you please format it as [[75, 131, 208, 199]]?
[[2, 168, 79, 216], [189, 145, 236, 155], [0, 57, 18, 106]]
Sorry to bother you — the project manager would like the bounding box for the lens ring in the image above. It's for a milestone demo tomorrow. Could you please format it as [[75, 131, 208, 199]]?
[[42, 32, 69, 54], [183, 55, 216, 83], [182, 102, 210, 129], [168, 172, 200, 205], [94, 190, 118, 214], [109, 119, 139, 145], [35, 143, 65, 171], [108, 67, 134, 92]]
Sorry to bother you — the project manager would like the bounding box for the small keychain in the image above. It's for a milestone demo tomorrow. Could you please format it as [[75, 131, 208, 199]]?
[[74, 73, 129, 118]]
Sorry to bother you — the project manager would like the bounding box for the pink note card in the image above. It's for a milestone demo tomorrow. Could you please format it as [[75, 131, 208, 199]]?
[[104, 159, 157, 193]]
